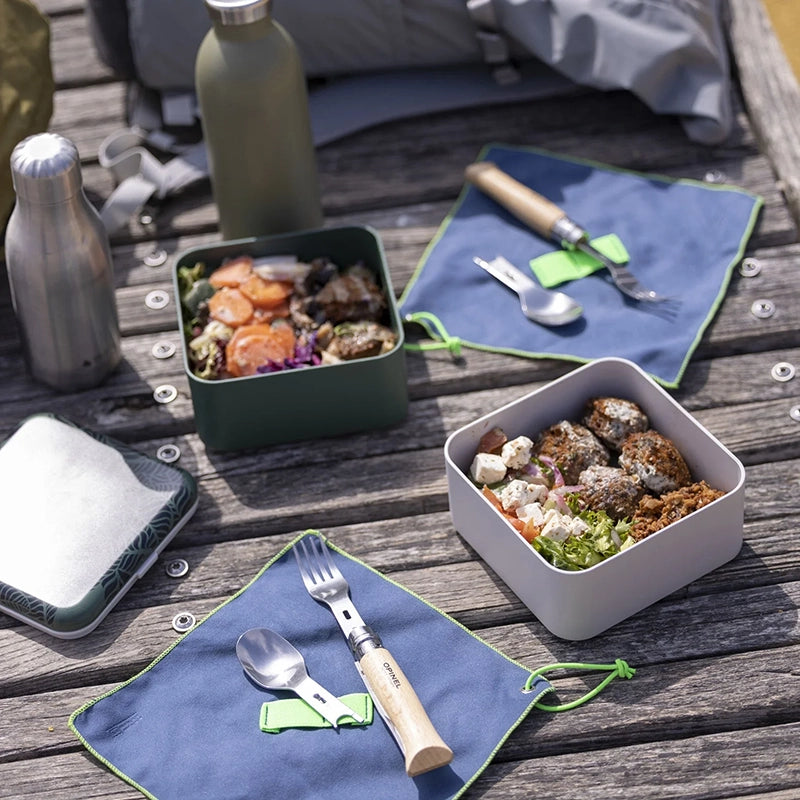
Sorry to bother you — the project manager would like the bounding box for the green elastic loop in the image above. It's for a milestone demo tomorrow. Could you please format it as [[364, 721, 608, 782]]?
[[403, 311, 462, 357], [526, 659, 636, 712]]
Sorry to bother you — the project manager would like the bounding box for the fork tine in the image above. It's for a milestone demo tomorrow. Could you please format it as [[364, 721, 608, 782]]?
[[293, 536, 321, 587], [293, 535, 344, 597], [293, 541, 310, 585], [604, 261, 676, 304]]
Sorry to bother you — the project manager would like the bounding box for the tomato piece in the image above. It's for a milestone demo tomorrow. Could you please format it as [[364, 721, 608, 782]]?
[[208, 256, 254, 288], [478, 426, 507, 454], [225, 323, 296, 377], [506, 516, 525, 532], [520, 519, 540, 543], [208, 287, 254, 327], [481, 485, 503, 511], [239, 274, 294, 309]]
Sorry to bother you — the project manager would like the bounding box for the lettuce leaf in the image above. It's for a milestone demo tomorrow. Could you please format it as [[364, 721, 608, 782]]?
[[532, 512, 633, 571]]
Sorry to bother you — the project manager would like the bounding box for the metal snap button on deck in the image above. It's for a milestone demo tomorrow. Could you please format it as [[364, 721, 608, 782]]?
[[153, 384, 178, 404], [151, 341, 176, 359], [750, 299, 775, 319], [172, 612, 196, 633], [790, 405, 800, 423], [156, 443, 181, 463], [145, 290, 170, 310], [771, 362, 795, 382], [739, 258, 762, 277], [165, 558, 189, 578], [704, 169, 727, 183], [144, 248, 168, 267]]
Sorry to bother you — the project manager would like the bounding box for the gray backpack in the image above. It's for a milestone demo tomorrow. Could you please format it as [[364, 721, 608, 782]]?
[[86, 0, 734, 231]]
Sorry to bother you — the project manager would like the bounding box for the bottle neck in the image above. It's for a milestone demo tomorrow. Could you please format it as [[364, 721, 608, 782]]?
[[212, 14, 273, 42], [12, 187, 97, 232]]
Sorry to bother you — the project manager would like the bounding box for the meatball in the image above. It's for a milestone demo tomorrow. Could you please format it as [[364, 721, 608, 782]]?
[[313, 264, 386, 323], [533, 420, 609, 485], [324, 321, 396, 360], [582, 396, 649, 451], [618, 430, 691, 494], [578, 465, 644, 522], [631, 480, 725, 540]]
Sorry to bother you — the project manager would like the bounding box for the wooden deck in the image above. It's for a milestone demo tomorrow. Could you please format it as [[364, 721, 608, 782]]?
[[2, 1, 799, 798]]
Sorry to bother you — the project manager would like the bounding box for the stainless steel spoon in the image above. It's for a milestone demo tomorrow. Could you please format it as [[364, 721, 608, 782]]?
[[474, 255, 583, 326], [236, 627, 364, 729]]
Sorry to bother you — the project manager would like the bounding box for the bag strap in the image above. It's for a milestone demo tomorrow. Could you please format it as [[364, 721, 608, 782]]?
[[465, 0, 521, 86]]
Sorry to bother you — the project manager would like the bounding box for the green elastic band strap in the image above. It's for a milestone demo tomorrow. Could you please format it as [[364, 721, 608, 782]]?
[[526, 659, 636, 712], [259, 692, 373, 733], [403, 311, 462, 357], [529, 233, 630, 288]]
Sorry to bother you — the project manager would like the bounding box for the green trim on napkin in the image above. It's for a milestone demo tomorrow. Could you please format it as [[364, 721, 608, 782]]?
[[259, 692, 374, 733], [530, 233, 629, 287]]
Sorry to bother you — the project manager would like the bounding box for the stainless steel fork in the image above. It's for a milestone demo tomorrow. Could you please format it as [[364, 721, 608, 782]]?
[[293, 535, 453, 776], [578, 241, 674, 303]]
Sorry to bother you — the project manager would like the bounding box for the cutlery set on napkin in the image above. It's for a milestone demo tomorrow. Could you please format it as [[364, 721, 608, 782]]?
[[71, 532, 555, 800], [400, 144, 762, 388], [235, 536, 453, 776]]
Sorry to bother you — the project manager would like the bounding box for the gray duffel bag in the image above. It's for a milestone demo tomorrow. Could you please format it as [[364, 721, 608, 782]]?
[[86, 0, 734, 146]]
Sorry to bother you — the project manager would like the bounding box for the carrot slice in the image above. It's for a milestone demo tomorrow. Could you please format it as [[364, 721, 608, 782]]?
[[239, 274, 294, 309], [253, 300, 291, 323], [208, 287, 254, 327], [208, 256, 254, 288], [225, 323, 296, 377]]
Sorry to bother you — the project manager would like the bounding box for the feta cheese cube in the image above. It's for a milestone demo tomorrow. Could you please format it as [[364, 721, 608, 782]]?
[[517, 501, 546, 527], [469, 452, 507, 485], [543, 507, 561, 526], [517, 482, 548, 508], [570, 516, 590, 536], [501, 436, 534, 470], [541, 514, 573, 542], [499, 479, 545, 511]]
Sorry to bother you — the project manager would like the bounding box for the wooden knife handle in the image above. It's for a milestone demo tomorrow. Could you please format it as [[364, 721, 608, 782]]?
[[359, 646, 454, 776], [464, 160, 565, 239]]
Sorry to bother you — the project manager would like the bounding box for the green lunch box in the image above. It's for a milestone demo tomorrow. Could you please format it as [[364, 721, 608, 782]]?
[[172, 225, 409, 450]]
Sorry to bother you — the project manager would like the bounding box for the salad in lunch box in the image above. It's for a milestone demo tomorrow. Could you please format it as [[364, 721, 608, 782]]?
[[468, 396, 725, 571], [178, 254, 398, 380]]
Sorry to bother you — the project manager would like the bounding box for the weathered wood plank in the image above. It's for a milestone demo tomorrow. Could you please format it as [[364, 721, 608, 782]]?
[[728, 0, 800, 229], [47, 8, 117, 89], [1, 542, 798, 696], [4, 642, 799, 770], [2, 717, 797, 799], [468, 722, 800, 799]]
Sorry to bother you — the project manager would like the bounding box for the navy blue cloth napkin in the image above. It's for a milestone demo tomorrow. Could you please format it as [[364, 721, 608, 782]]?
[[399, 145, 762, 387], [71, 532, 542, 800]]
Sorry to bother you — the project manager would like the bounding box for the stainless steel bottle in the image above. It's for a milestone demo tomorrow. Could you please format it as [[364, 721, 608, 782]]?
[[6, 132, 121, 391], [195, 0, 323, 240]]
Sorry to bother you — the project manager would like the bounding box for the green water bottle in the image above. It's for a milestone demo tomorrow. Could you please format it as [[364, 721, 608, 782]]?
[[195, 0, 323, 240]]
